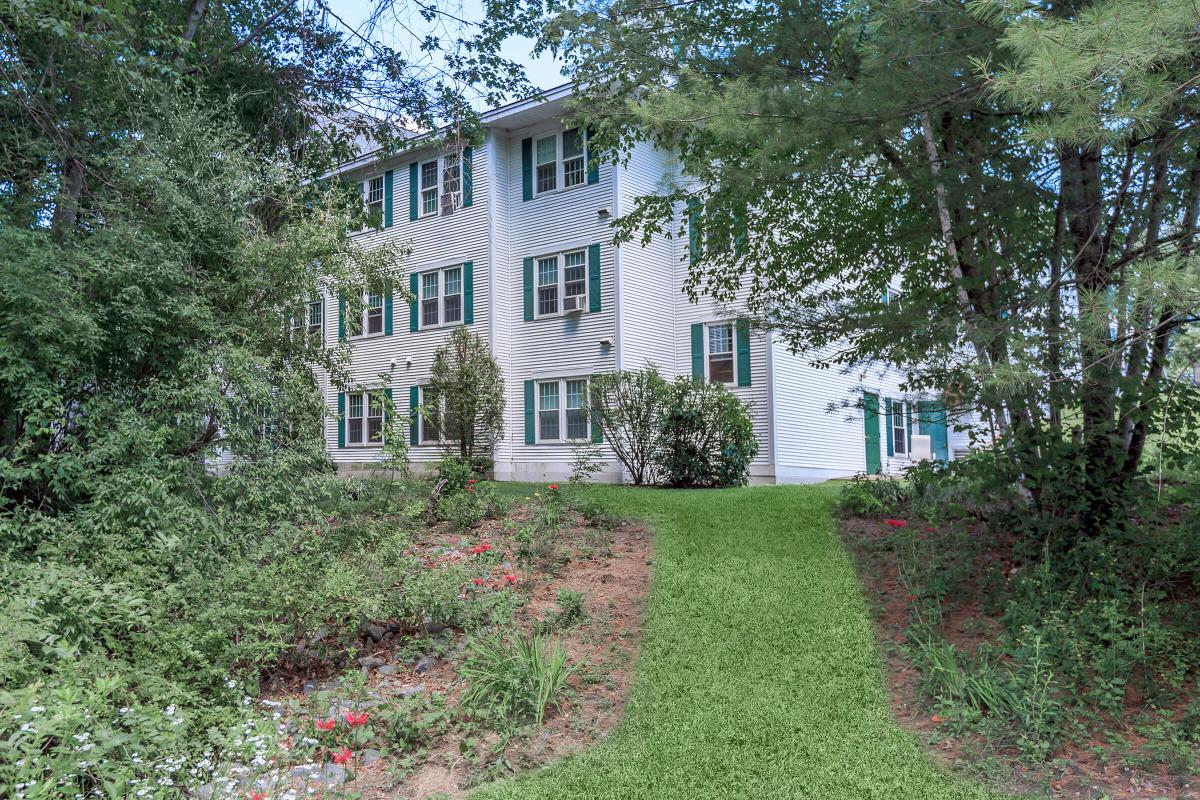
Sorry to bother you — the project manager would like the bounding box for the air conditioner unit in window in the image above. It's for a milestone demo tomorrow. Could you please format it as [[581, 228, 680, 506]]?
[[563, 295, 584, 313]]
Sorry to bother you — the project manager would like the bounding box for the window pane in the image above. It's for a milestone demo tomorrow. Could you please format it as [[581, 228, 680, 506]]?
[[709, 323, 733, 354], [423, 299, 439, 328], [422, 389, 440, 443], [566, 380, 588, 439], [709, 354, 734, 383], [307, 300, 322, 334], [562, 128, 583, 159], [537, 257, 557, 287], [537, 256, 558, 316], [538, 285, 558, 316], [442, 154, 460, 196], [538, 382, 559, 441], [368, 176, 384, 203], [564, 251, 586, 299], [349, 394, 363, 418], [444, 268, 461, 296], [421, 160, 438, 189], [535, 136, 557, 193], [421, 273, 439, 327], [348, 418, 363, 443], [422, 273, 438, 299], [709, 324, 735, 383], [366, 306, 384, 334], [536, 136, 557, 165], [443, 294, 461, 323]]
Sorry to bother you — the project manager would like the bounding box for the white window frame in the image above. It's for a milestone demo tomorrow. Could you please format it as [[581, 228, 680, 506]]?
[[533, 248, 587, 319], [345, 390, 386, 447], [364, 175, 384, 220], [346, 291, 386, 339], [419, 159, 440, 217], [891, 400, 908, 457], [533, 127, 589, 197], [704, 320, 737, 385], [535, 377, 591, 443], [418, 385, 461, 445], [291, 297, 324, 341], [417, 265, 464, 330]]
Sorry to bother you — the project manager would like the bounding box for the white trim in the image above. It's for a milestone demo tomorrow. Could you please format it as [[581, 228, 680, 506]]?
[[701, 319, 738, 386], [533, 376, 592, 444], [415, 264, 465, 330], [531, 248, 588, 319], [345, 291, 387, 340]]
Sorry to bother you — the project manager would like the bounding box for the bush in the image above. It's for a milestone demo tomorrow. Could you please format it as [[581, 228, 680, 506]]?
[[436, 491, 484, 529], [589, 369, 670, 485], [657, 377, 758, 487], [460, 632, 579, 725], [435, 456, 477, 493], [426, 327, 505, 461], [837, 474, 910, 516]]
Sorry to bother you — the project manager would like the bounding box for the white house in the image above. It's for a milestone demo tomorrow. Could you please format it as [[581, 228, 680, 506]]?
[[309, 84, 973, 484]]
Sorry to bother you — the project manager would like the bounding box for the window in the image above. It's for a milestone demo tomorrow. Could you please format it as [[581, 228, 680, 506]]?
[[420, 160, 439, 216], [291, 298, 323, 339], [365, 176, 384, 218], [565, 379, 589, 439], [345, 291, 385, 338], [533, 249, 587, 317], [442, 153, 460, 202], [419, 386, 462, 444], [535, 135, 557, 193], [345, 390, 386, 446], [417, 265, 464, 329], [885, 286, 902, 306], [891, 401, 908, 456], [536, 378, 592, 442], [707, 322, 735, 384], [533, 129, 589, 196], [538, 381, 560, 441], [562, 128, 585, 187]]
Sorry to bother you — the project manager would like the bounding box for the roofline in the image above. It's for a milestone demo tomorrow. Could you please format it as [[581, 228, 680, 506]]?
[[329, 82, 576, 177]]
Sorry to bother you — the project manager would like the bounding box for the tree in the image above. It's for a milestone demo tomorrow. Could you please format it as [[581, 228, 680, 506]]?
[[520, 0, 1200, 544], [426, 327, 505, 461], [588, 369, 670, 485], [658, 378, 758, 488]]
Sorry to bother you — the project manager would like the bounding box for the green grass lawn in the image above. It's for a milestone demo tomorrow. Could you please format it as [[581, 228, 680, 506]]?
[[475, 483, 1011, 800]]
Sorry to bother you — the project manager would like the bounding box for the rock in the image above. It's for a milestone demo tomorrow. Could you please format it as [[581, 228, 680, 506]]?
[[196, 784, 213, 800], [397, 683, 425, 697], [311, 626, 329, 644], [359, 656, 386, 668], [362, 749, 382, 766], [413, 655, 435, 675], [321, 764, 347, 786], [301, 681, 318, 695], [377, 664, 398, 676], [366, 623, 387, 642], [424, 621, 447, 635]]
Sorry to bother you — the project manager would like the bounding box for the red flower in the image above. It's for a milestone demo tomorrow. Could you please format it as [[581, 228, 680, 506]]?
[[924, 526, 938, 533], [547, 483, 559, 490], [931, 714, 946, 724], [467, 487, 475, 493], [503, 574, 517, 585], [481, 543, 492, 551], [883, 519, 908, 528], [470, 545, 484, 554], [472, 577, 484, 586], [315, 718, 336, 732], [905, 594, 917, 602], [332, 747, 353, 765], [250, 793, 267, 800], [468, 478, 477, 484], [345, 711, 369, 727]]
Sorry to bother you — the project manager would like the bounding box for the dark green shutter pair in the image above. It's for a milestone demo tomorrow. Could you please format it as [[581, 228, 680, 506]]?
[[690, 319, 752, 386], [522, 378, 603, 445], [520, 131, 599, 202], [522, 246, 601, 321], [408, 263, 475, 331], [408, 150, 474, 221]]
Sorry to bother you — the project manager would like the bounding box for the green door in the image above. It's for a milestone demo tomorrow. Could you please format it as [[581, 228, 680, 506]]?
[[863, 392, 882, 474], [917, 400, 950, 461]]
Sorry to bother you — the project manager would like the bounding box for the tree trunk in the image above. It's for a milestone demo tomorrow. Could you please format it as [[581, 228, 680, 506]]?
[[50, 155, 84, 241]]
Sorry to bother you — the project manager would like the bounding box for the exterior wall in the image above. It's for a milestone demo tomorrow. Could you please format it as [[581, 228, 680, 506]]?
[[492, 122, 622, 482]]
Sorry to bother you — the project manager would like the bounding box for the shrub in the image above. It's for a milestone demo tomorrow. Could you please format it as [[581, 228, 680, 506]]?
[[435, 456, 477, 493], [837, 474, 910, 516], [657, 377, 758, 487], [554, 589, 586, 628], [589, 369, 670, 485], [460, 632, 579, 725], [436, 491, 485, 530]]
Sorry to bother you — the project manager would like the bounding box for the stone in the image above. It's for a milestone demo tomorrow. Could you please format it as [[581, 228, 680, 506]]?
[[377, 664, 398, 676], [413, 655, 435, 675], [362, 749, 382, 766], [359, 655, 386, 668], [424, 621, 447, 635], [366, 623, 387, 642], [397, 683, 425, 697]]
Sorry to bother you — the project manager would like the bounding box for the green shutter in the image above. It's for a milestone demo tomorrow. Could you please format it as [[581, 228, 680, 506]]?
[[687, 197, 700, 266], [521, 138, 533, 201], [408, 162, 418, 221], [586, 128, 599, 185], [384, 285, 393, 335], [383, 387, 393, 426], [523, 379, 535, 444], [463, 261, 474, 324], [736, 318, 751, 387], [383, 170, 393, 227], [885, 399, 895, 457], [690, 323, 705, 380], [337, 292, 345, 341], [337, 392, 346, 448], [522, 257, 534, 321], [409, 272, 419, 332], [589, 376, 602, 443], [409, 386, 419, 445], [587, 244, 601, 312], [462, 147, 473, 207]]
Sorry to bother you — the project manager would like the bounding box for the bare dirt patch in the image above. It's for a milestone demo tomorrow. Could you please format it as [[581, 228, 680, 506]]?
[[265, 504, 653, 799]]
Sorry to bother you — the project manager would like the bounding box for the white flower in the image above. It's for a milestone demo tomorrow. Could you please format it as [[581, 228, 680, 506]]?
[[118, 707, 130, 715], [29, 706, 44, 714], [225, 679, 238, 689], [72, 732, 90, 742], [164, 705, 176, 716], [20, 723, 35, 733]]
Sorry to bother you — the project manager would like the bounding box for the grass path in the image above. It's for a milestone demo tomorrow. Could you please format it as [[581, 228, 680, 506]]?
[[476, 484, 1009, 800]]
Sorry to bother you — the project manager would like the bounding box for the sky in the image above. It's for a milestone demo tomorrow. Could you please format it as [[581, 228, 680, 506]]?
[[326, 0, 568, 104]]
